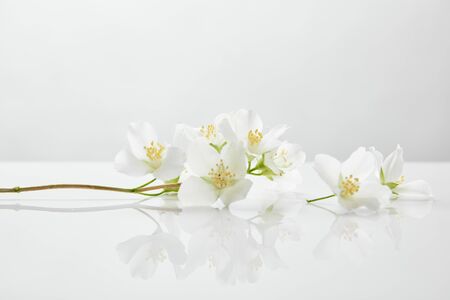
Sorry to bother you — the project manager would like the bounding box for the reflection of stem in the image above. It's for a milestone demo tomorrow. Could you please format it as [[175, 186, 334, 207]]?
[[310, 203, 338, 216], [0, 183, 181, 195], [135, 208, 162, 229], [306, 194, 335, 203], [0, 203, 181, 213]]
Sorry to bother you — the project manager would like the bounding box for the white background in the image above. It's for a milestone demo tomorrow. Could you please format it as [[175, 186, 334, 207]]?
[[0, 0, 449, 161]]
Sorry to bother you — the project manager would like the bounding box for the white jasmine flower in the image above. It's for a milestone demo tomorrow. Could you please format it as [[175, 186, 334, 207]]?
[[114, 122, 185, 181], [178, 139, 252, 207], [313, 147, 391, 211], [370, 145, 433, 200], [116, 229, 187, 279], [173, 114, 235, 152], [264, 142, 306, 177], [224, 109, 288, 156]]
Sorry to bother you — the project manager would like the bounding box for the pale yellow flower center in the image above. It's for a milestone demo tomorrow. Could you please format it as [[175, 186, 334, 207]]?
[[144, 141, 165, 161], [248, 129, 263, 146], [396, 175, 405, 185], [200, 124, 217, 141], [274, 148, 289, 164], [208, 159, 235, 189], [339, 175, 360, 198]]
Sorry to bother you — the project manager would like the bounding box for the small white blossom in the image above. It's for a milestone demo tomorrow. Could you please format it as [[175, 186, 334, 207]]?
[[370, 145, 432, 200], [115, 122, 185, 181], [314, 147, 391, 211], [178, 139, 252, 207]]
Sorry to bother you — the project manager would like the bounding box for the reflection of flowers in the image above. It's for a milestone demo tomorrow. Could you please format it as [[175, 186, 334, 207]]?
[[177, 208, 287, 284], [314, 197, 433, 261], [314, 213, 375, 262], [116, 228, 187, 279], [178, 208, 264, 284]]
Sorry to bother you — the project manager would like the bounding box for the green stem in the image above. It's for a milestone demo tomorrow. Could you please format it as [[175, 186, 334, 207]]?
[[0, 182, 181, 195], [131, 178, 156, 191], [306, 194, 336, 203]]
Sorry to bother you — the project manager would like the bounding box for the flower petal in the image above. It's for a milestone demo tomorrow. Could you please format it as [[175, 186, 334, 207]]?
[[114, 148, 149, 176], [178, 176, 218, 207], [220, 178, 253, 206], [368, 146, 383, 172], [186, 138, 219, 177], [233, 109, 263, 140], [153, 146, 185, 181], [216, 116, 238, 144], [395, 180, 432, 200], [263, 124, 289, 141], [341, 147, 375, 181], [222, 142, 247, 178], [383, 145, 404, 183], [341, 182, 391, 211], [127, 122, 158, 160], [173, 124, 198, 152], [313, 154, 341, 189], [259, 124, 288, 153]]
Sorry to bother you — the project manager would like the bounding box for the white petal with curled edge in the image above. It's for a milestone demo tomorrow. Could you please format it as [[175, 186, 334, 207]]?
[[233, 109, 263, 140], [217, 116, 238, 144], [153, 146, 185, 181], [259, 124, 288, 153], [368, 147, 384, 171], [173, 124, 198, 151], [313, 154, 341, 189], [114, 148, 149, 176], [127, 122, 158, 160], [222, 142, 247, 178], [395, 180, 432, 200], [220, 178, 253, 206], [186, 138, 219, 177], [263, 124, 289, 142], [178, 176, 218, 207], [383, 145, 404, 183], [341, 147, 375, 181]]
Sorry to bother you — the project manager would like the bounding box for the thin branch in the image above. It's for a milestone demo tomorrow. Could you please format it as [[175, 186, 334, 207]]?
[[306, 194, 335, 203], [0, 183, 181, 194]]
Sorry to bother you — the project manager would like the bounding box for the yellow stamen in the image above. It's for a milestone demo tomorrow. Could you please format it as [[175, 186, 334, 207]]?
[[144, 141, 165, 161], [275, 148, 289, 164], [200, 124, 217, 141], [339, 175, 360, 198], [208, 159, 235, 189], [396, 175, 405, 185], [248, 129, 263, 146]]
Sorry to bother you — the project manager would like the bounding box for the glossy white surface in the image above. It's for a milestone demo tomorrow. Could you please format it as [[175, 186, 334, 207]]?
[[0, 162, 449, 299]]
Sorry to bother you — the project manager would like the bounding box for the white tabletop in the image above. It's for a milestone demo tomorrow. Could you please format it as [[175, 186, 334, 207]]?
[[0, 162, 449, 299]]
